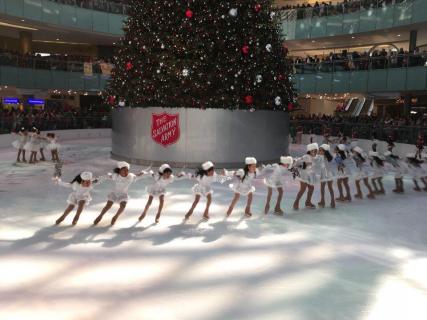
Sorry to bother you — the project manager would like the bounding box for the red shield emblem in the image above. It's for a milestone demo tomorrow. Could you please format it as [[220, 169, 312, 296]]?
[[151, 112, 180, 147]]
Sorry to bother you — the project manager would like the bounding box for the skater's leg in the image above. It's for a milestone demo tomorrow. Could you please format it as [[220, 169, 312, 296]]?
[[327, 181, 335, 208], [22, 150, 26, 162], [139, 195, 153, 220], [17, 149, 22, 162], [265, 187, 273, 214], [274, 187, 284, 214], [155, 195, 165, 223], [226, 193, 240, 217], [293, 182, 307, 210], [343, 178, 351, 201], [245, 192, 254, 217], [371, 178, 379, 194], [413, 179, 421, 191], [393, 178, 399, 193], [336, 179, 344, 201], [111, 201, 127, 225], [72, 200, 86, 225], [94, 200, 113, 225], [363, 178, 375, 199], [378, 177, 385, 194], [39, 148, 46, 161], [56, 204, 75, 225], [318, 182, 326, 207], [185, 195, 201, 220], [355, 180, 363, 199], [305, 185, 315, 208], [203, 194, 212, 220]]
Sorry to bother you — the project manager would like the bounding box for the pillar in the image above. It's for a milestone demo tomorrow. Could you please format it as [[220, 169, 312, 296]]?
[[19, 31, 33, 55], [409, 30, 417, 52]]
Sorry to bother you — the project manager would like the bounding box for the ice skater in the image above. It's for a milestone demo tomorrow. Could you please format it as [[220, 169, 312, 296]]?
[[293, 143, 318, 210], [315, 144, 336, 208], [226, 157, 272, 217], [184, 161, 230, 221], [263, 156, 294, 215], [24, 127, 42, 164], [139, 164, 190, 223], [54, 171, 100, 225], [351, 146, 375, 200], [11, 127, 28, 163], [94, 162, 147, 226], [369, 151, 385, 194], [406, 154, 427, 191], [45, 133, 61, 162], [334, 144, 352, 202], [384, 150, 406, 193]]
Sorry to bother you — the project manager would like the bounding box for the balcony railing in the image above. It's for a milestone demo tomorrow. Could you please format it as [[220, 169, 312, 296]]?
[[48, 0, 129, 14], [293, 53, 427, 74], [290, 120, 425, 144], [0, 115, 112, 134], [282, 0, 412, 20]]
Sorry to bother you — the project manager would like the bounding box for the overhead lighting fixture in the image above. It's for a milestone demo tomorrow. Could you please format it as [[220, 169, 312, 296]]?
[[397, 34, 401, 37], [33, 40, 90, 45], [0, 21, 38, 31], [21, 19, 25, 22], [312, 40, 316, 43], [56, 38, 60, 41], [351, 36, 355, 39]]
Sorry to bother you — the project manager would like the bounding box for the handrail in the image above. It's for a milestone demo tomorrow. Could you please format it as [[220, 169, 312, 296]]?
[[281, 0, 412, 21], [292, 53, 427, 74], [290, 119, 425, 144], [48, 0, 129, 15]]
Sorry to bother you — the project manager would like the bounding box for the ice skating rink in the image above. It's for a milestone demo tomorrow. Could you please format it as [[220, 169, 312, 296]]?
[[1, 138, 427, 320]]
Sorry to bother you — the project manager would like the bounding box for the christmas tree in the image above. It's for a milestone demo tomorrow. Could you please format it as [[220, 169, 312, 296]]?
[[106, 0, 296, 111]]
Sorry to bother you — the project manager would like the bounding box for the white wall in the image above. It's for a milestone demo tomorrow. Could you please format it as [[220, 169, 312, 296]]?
[[0, 129, 111, 149], [301, 134, 419, 157]]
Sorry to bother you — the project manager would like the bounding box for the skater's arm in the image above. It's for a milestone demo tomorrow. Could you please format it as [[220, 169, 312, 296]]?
[[53, 177, 72, 188], [135, 170, 155, 181], [174, 172, 193, 181]]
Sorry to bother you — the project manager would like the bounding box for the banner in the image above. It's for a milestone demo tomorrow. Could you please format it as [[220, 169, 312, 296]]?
[[84, 62, 93, 76], [100, 63, 113, 76]]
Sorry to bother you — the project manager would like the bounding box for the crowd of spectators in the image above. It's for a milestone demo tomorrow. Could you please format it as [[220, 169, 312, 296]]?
[[292, 48, 427, 73], [0, 108, 111, 133], [279, 0, 410, 20], [0, 49, 114, 74]]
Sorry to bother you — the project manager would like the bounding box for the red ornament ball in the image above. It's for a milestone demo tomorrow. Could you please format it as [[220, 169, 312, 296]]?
[[277, 74, 284, 80], [241, 45, 249, 55], [125, 62, 133, 71], [287, 102, 294, 111], [254, 3, 261, 12], [185, 8, 193, 18], [108, 95, 116, 105], [244, 95, 254, 105]]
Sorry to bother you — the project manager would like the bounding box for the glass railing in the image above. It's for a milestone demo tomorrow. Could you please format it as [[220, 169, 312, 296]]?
[[0, 115, 112, 134], [0, 53, 114, 75], [293, 53, 427, 74], [281, 0, 412, 20], [290, 119, 425, 144], [48, 0, 129, 14]]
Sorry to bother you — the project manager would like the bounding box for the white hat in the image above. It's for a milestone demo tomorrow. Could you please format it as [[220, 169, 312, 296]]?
[[406, 153, 416, 158], [202, 161, 214, 171], [159, 164, 171, 173], [369, 151, 378, 157], [80, 172, 93, 180], [353, 146, 364, 154], [320, 144, 330, 152], [245, 157, 257, 165], [337, 144, 346, 151], [280, 156, 293, 167], [117, 161, 130, 169], [307, 143, 319, 152], [383, 151, 392, 157], [236, 169, 245, 177]]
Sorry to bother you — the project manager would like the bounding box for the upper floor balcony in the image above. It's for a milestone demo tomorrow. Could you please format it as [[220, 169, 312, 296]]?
[[282, 0, 427, 40]]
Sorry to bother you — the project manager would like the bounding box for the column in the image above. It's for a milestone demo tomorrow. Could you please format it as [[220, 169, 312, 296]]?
[[409, 30, 417, 52], [19, 31, 33, 55]]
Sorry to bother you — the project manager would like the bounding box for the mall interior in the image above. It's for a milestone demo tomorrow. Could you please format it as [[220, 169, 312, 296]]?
[[0, 0, 426, 143]]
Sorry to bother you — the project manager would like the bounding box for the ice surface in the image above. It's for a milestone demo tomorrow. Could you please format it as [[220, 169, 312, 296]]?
[[1, 138, 427, 320]]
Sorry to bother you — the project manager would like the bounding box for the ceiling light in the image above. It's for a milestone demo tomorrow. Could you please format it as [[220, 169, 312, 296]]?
[[397, 34, 401, 37], [312, 40, 316, 43], [351, 36, 355, 39], [21, 19, 25, 22], [56, 38, 60, 41], [0, 21, 38, 31]]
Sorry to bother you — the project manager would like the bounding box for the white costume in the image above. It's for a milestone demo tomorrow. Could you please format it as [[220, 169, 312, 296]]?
[[406, 154, 426, 179], [191, 161, 231, 196], [101, 162, 145, 203], [295, 143, 318, 185], [11, 132, 28, 150], [24, 132, 41, 152], [229, 157, 270, 195], [351, 147, 371, 180], [314, 145, 336, 182], [263, 156, 294, 188], [56, 172, 95, 205], [334, 145, 349, 178], [384, 151, 408, 179], [146, 164, 191, 197], [369, 151, 385, 179], [46, 136, 61, 151]]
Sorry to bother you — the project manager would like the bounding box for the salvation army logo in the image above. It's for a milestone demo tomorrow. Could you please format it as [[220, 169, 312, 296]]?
[[151, 112, 180, 147]]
